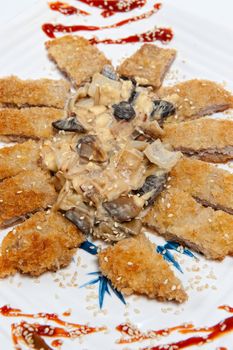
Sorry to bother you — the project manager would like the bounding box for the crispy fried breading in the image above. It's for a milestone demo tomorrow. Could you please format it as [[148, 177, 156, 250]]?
[[117, 44, 176, 89], [0, 76, 70, 108], [98, 234, 187, 303], [143, 188, 233, 260], [170, 157, 233, 214], [0, 107, 64, 142], [158, 80, 233, 122], [46, 35, 111, 86], [0, 140, 41, 180], [0, 169, 57, 228], [163, 119, 233, 163], [0, 211, 85, 277]]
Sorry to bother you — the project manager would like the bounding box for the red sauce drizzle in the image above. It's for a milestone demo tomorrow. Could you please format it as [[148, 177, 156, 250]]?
[[77, 0, 147, 17], [51, 339, 63, 347], [49, 1, 90, 15], [0, 305, 105, 350], [90, 27, 173, 44], [117, 306, 233, 349], [42, 3, 162, 38]]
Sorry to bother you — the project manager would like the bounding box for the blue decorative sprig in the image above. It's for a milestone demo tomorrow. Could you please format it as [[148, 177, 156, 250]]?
[[80, 271, 126, 309], [80, 240, 98, 255], [157, 240, 197, 273]]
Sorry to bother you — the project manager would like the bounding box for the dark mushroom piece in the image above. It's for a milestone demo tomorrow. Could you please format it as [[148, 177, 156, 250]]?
[[76, 135, 108, 162], [103, 196, 142, 223], [151, 100, 176, 126], [113, 101, 136, 121], [52, 113, 86, 132], [133, 173, 168, 207], [65, 207, 93, 235], [94, 217, 142, 242], [101, 65, 118, 81]]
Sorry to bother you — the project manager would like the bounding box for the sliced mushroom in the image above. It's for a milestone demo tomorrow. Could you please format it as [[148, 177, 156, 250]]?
[[94, 217, 142, 242], [65, 207, 93, 235], [80, 183, 100, 208], [113, 101, 136, 121], [101, 65, 118, 81], [76, 135, 108, 162], [103, 195, 142, 222], [133, 173, 168, 206], [52, 114, 86, 132], [151, 100, 176, 126]]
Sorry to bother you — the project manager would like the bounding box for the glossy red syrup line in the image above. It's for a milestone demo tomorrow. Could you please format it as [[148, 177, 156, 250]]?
[[1, 305, 105, 350], [42, 3, 162, 38], [117, 306, 233, 349], [90, 27, 173, 44], [77, 0, 147, 17], [116, 323, 194, 344], [49, 1, 90, 15]]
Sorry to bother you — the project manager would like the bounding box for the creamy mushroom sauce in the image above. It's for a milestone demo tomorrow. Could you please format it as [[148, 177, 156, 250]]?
[[41, 68, 181, 242]]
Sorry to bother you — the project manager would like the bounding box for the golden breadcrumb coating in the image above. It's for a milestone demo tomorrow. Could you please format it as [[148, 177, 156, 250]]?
[[143, 188, 233, 260], [0, 169, 57, 228], [170, 157, 233, 214], [158, 79, 233, 122], [0, 140, 41, 180], [0, 211, 85, 277], [0, 76, 70, 108], [0, 107, 64, 142], [98, 234, 187, 303], [163, 119, 233, 162], [117, 44, 176, 89], [46, 35, 111, 86]]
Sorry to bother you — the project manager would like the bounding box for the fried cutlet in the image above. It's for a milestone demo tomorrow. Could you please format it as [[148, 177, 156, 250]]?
[[163, 119, 233, 163], [170, 157, 233, 215], [0, 107, 64, 142], [46, 35, 111, 86], [0, 211, 85, 277], [0, 76, 70, 108], [117, 44, 176, 89], [98, 234, 187, 303], [158, 79, 233, 122], [0, 169, 57, 228], [0, 140, 41, 180], [143, 188, 233, 260]]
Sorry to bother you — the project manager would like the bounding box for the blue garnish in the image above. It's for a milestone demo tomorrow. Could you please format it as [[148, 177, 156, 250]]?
[[157, 241, 197, 273], [80, 240, 98, 255], [80, 271, 126, 309]]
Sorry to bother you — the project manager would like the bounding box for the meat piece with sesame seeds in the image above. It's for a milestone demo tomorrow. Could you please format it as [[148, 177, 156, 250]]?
[[158, 79, 233, 122], [46, 35, 111, 86], [117, 44, 176, 89], [163, 119, 233, 163], [0, 107, 64, 142], [0, 76, 70, 108], [98, 234, 187, 303], [0, 211, 85, 277], [170, 157, 233, 215], [0, 140, 41, 180], [0, 169, 57, 228], [143, 188, 233, 260]]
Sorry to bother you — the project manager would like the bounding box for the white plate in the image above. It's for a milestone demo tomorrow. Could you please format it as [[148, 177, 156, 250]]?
[[0, 1, 233, 349]]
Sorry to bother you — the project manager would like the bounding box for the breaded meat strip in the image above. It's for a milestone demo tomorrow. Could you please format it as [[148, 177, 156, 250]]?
[[143, 188, 233, 260], [163, 119, 233, 163], [0, 211, 85, 277], [0, 107, 64, 142], [170, 157, 233, 215], [158, 80, 233, 122], [99, 234, 187, 303], [117, 44, 176, 89], [0, 140, 41, 180], [0, 169, 57, 228], [46, 35, 111, 86], [0, 76, 70, 108]]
